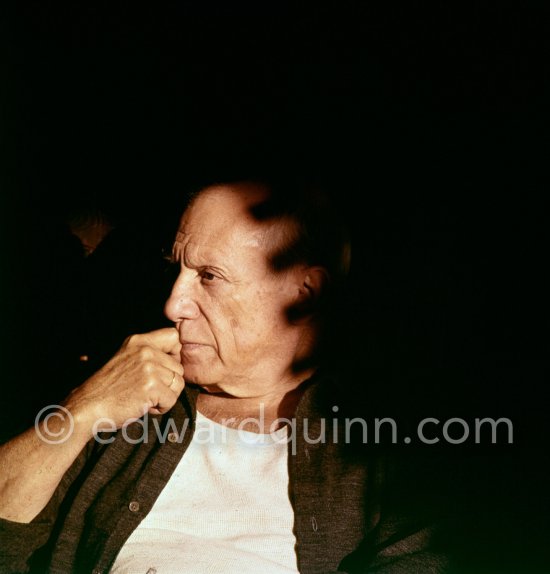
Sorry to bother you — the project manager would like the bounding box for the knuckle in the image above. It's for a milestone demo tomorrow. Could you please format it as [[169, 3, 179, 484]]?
[[140, 360, 155, 376], [137, 346, 154, 362], [142, 378, 157, 393]]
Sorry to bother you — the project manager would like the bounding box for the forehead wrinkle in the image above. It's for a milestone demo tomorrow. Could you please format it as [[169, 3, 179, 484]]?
[[176, 217, 267, 255], [173, 229, 269, 279], [173, 231, 228, 267], [174, 186, 283, 274]]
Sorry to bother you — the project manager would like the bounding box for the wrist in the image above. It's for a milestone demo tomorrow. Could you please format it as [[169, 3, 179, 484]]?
[[60, 392, 102, 441]]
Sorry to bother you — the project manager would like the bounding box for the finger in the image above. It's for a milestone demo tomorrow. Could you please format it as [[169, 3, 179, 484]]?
[[157, 365, 185, 394], [146, 347, 184, 376], [148, 373, 185, 415], [169, 372, 185, 394], [124, 329, 183, 375], [164, 367, 184, 389], [127, 328, 182, 356]]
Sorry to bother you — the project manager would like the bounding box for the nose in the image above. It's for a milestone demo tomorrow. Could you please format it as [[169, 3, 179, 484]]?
[[164, 270, 201, 322]]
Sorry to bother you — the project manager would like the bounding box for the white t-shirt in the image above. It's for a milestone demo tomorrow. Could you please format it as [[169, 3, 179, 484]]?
[[110, 411, 299, 574]]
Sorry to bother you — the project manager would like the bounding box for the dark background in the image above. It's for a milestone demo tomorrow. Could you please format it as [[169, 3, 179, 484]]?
[[1, 1, 549, 571]]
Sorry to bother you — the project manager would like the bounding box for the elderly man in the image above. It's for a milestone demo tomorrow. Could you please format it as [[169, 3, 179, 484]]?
[[0, 179, 448, 573]]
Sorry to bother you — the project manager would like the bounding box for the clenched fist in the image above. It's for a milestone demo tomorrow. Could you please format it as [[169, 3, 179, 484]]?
[[63, 328, 185, 434]]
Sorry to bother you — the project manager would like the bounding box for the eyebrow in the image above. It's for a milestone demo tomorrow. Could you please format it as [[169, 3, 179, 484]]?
[[171, 236, 234, 278]]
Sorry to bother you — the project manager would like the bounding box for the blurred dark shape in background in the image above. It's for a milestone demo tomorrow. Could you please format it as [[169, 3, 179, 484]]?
[[66, 203, 114, 257], [0, 195, 179, 439]]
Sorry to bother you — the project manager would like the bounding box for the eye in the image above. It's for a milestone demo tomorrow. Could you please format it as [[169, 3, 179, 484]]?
[[200, 269, 217, 283]]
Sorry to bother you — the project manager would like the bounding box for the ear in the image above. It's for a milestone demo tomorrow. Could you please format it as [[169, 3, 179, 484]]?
[[300, 266, 329, 301], [287, 266, 330, 323], [297, 266, 329, 312]]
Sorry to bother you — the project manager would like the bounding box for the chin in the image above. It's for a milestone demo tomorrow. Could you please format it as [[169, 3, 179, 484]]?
[[184, 374, 223, 394], [197, 383, 225, 394], [193, 380, 253, 399]]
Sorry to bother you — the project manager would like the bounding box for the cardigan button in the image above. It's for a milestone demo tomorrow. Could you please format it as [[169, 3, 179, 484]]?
[[311, 516, 318, 531], [128, 501, 140, 512], [167, 432, 179, 443]]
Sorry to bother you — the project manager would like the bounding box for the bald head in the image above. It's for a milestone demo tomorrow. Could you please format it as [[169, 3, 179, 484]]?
[[185, 179, 349, 282]]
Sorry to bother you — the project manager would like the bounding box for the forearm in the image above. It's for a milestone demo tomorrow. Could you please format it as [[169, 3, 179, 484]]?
[[0, 328, 183, 523], [0, 409, 93, 523]]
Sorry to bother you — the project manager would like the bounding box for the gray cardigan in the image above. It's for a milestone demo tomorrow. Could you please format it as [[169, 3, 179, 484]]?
[[0, 375, 450, 573]]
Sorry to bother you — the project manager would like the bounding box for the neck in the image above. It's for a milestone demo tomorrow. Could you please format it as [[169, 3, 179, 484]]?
[[195, 374, 314, 433]]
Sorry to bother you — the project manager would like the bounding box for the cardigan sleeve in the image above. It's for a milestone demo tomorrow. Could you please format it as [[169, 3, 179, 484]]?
[[0, 439, 97, 574]]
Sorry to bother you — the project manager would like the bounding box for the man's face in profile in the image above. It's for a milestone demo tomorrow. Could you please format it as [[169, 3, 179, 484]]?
[[164, 184, 307, 398]]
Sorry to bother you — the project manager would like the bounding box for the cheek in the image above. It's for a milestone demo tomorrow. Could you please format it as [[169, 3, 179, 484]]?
[[227, 307, 266, 341], [232, 288, 290, 339], [221, 292, 273, 344], [207, 295, 252, 349], [212, 279, 294, 349]]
